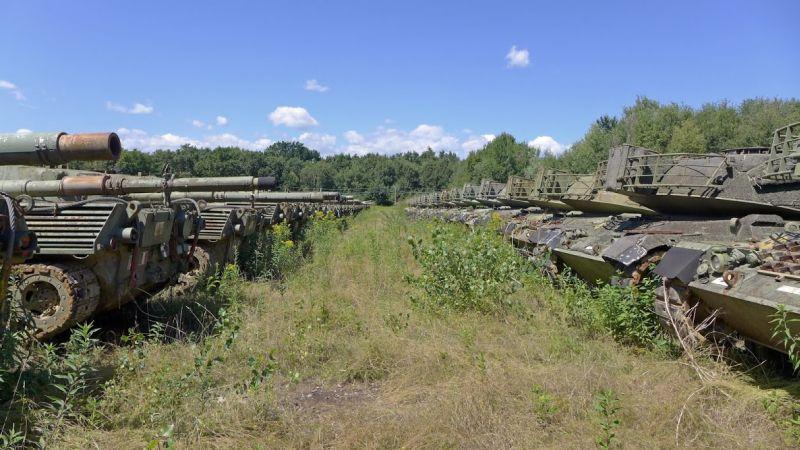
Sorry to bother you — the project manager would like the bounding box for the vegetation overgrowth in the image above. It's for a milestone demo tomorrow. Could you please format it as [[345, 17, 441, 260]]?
[[2, 207, 800, 447], [71, 97, 800, 204]]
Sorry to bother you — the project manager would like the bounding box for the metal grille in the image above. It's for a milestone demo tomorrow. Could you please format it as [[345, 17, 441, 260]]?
[[538, 170, 585, 198], [477, 180, 504, 200], [198, 207, 233, 241], [26, 203, 115, 255], [620, 153, 728, 190], [505, 175, 536, 200]]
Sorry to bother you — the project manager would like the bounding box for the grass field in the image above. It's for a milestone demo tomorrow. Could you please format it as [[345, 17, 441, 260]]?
[[12, 206, 800, 448]]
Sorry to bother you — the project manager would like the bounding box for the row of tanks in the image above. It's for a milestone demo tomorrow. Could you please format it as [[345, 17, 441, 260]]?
[[407, 122, 800, 356], [0, 131, 368, 339]]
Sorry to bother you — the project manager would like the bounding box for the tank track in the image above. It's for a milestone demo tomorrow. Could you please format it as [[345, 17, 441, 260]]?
[[13, 263, 101, 339], [168, 246, 218, 297]]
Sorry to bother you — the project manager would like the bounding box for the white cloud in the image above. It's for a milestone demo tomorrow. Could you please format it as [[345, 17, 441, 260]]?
[[216, 115, 228, 126], [15, 128, 31, 135], [116, 128, 271, 152], [461, 134, 496, 152], [107, 101, 154, 114], [304, 79, 329, 93], [191, 119, 210, 129], [115, 124, 499, 157], [297, 132, 337, 153], [528, 136, 566, 155], [254, 137, 273, 148], [203, 133, 260, 148], [343, 130, 364, 144], [269, 106, 318, 128], [0, 80, 25, 101], [505, 45, 530, 68], [340, 124, 460, 156]]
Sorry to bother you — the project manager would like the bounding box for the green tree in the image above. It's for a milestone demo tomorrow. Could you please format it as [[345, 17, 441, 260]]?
[[667, 119, 707, 153]]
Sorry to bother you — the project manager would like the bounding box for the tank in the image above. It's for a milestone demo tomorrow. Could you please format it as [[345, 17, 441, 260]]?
[[0, 131, 121, 314], [135, 190, 347, 292], [4, 169, 275, 338], [527, 168, 583, 211], [460, 184, 480, 207], [406, 123, 800, 357], [519, 123, 800, 355], [560, 161, 656, 215]]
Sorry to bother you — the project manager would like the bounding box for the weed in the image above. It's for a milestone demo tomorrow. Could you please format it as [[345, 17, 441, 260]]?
[[530, 384, 558, 424], [383, 311, 410, 334], [770, 305, 800, 372], [593, 277, 668, 349], [146, 424, 176, 450], [594, 388, 621, 449], [762, 390, 800, 445], [406, 224, 527, 313]]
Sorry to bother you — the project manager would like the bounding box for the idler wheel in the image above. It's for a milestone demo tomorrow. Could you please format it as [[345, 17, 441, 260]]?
[[12, 263, 100, 339]]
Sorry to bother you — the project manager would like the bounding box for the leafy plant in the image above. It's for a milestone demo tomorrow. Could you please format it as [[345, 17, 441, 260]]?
[[406, 224, 527, 313], [594, 389, 621, 449], [593, 277, 667, 349], [531, 384, 558, 424], [770, 305, 800, 372]]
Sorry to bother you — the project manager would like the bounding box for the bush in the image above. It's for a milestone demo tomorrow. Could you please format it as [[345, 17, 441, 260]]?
[[594, 277, 666, 348], [533, 260, 668, 350], [406, 223, 527, 313], [238, 214, 345, 280]]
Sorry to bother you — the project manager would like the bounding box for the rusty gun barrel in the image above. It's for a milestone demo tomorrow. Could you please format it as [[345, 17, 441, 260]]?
[[0, 131, 121, 165]]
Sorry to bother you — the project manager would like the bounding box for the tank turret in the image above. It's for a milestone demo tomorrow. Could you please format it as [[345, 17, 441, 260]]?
[[527, 169, 582, 211], [604, 123, 800, 217], [559, 161, 656, 215], [475, 179, 506, 207]]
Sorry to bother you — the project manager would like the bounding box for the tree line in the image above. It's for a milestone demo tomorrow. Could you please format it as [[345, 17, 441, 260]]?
[[73, 97, 800, 204]]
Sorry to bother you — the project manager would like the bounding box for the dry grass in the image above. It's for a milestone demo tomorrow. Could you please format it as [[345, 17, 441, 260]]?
[[57, 207, 796, 449]]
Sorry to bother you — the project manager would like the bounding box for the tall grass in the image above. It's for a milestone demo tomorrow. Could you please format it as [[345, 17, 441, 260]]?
[[3, 207, 797, 448]]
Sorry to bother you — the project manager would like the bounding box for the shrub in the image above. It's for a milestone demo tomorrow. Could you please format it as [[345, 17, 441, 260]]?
[[593, 277, 667, 348], [406, 223, 527, 313], [529, 255, 668, 350], [238, 215, 344, 280]]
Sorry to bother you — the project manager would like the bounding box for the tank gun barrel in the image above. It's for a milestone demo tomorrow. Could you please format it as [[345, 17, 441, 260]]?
[[0, 132, 122, 165], [124, 190, 336, 203], [0, 175, 277, 197], [165, 176, 276, 191]]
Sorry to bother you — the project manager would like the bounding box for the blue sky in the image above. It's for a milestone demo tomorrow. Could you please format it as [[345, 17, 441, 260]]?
[[1, 0, 797, 157]]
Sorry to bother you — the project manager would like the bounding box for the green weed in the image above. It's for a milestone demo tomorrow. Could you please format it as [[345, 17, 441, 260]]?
[[406, 223, 528, 313], [594, 388, 621, 449]]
